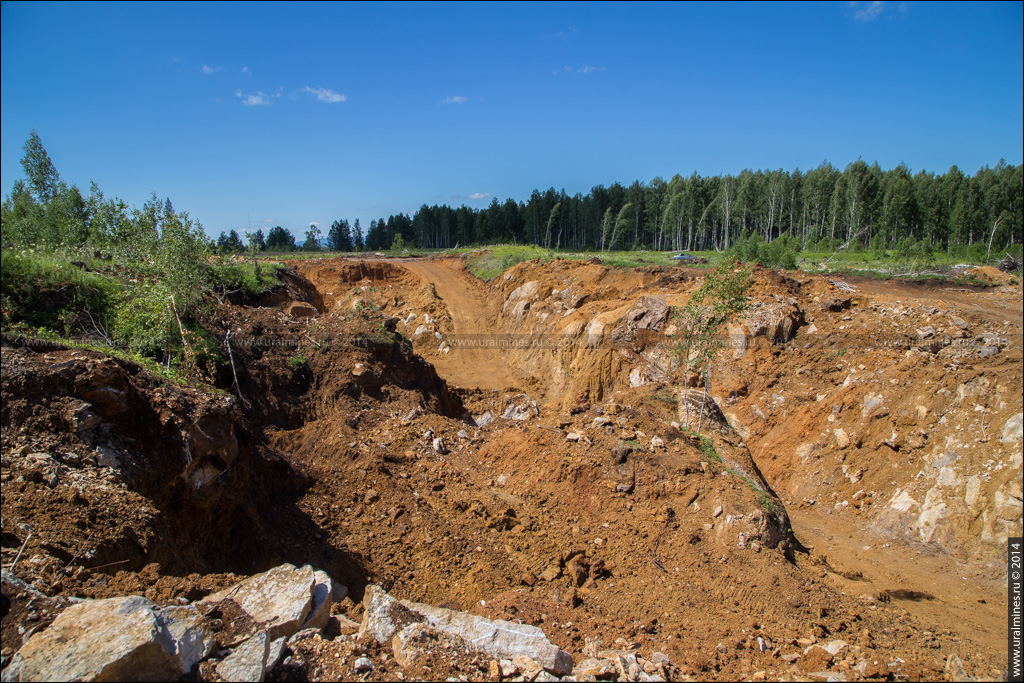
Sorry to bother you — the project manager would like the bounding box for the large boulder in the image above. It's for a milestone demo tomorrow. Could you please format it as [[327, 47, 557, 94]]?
[[359, 586, 573, 676], [1, 596, 215, 682], [201, 563, 332, 641], [743, 300, 802, 343]]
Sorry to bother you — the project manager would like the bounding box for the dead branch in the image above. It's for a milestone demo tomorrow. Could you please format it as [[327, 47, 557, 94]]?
[[225, 329, 251, 409]]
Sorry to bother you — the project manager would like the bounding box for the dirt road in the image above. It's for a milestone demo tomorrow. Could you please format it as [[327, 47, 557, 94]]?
[[398, 258, 524, 392]]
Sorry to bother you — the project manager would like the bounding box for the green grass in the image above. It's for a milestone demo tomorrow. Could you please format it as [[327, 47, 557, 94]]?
[[461, 245, 553, 280], [678, 427, 723, 464], [795, 247, 993, 276], [458, 244, 717, 281], [1, 250, 123, 330], [210, 259, 286, 295]]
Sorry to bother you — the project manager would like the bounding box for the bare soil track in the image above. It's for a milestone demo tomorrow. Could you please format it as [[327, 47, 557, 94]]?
[[2, 254, 1020, 681]]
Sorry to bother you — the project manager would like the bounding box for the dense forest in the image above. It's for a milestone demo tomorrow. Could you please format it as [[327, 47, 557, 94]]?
[[2, 132, 1021, 261], [359, 160, 1022, 258]]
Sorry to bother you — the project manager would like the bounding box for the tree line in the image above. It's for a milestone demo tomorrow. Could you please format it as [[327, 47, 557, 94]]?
[[3, 132, 1021, 261], [357, 160, 1022, 258]]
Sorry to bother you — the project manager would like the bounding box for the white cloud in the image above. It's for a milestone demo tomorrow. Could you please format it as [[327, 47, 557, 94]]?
[[466, 192, 492, 200], [849, 1, 910, 21], [557, 65, 607, 75], [301, 86, 346, 103], [235, 89, 271, 106], [444, 95, 468, 104], [241, 66, 250, 75], [201, 64, 221, 74]]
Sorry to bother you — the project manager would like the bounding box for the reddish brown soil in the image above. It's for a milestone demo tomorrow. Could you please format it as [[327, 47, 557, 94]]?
[[2, 256, 1020, 681]]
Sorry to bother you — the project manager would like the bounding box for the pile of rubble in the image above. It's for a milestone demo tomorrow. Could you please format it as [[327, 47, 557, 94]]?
[[2, 563, 683, 682]]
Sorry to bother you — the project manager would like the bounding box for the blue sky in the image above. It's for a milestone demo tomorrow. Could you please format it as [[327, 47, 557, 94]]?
[[2, 1, 1022, 239]]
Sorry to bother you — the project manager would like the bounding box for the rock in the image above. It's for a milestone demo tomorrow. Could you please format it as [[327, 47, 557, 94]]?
[[567, 560, 588, 588], [834, 429, 850, 449], [300, 570, 338, 632], [820, 639, 848, 656], [539, 566, 562, 582], [861, 393, 885, 418], [365, 489, 380, 504], [611, 441, 632, 464], [216, 631, 270, 683], [202, 564, 315, 640], [359, 586, 573, 676], [744, 301, 802, 343], [521, 572, 538, 587], [948, 315, 969, 330], [474, 411, 494, 427], [286, 628, 323, 647], [501, 394, 540, 421], [613, 652, 642, 680], [650, 436, 665, 451], [353, 656, 374, 672], [713, 505, 723, 518], [358, 586, 427, 644], [1001, 412, 1023, 443], [286, 302, 318, 318], [265, 636, 287, 676], [513, 653, 544, 676], [566, 432, 581, 442], [432, 437, 448, 454], [916, 326, 935, 339], [573, 657, 619, 679], [2, 596, 215, 682], [506, 281, 540, 307], [619, 296, 670, 333], [945, 654, 967, 681], [157, 604, 216, 673], [648, 652, 671, 666], [978, 345, 999, 358]]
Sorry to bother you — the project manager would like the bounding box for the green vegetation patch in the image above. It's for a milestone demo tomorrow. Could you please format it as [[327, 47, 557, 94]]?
[[1, 250, 122, 331]]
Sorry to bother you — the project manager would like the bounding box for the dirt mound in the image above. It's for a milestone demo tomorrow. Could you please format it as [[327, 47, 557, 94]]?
[[967, 264, 1016, 285]]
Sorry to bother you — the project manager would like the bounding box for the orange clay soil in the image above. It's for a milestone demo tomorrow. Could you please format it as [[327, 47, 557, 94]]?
[[2, 254, 1020, 681]]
